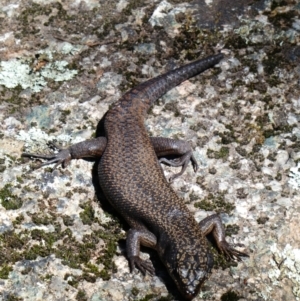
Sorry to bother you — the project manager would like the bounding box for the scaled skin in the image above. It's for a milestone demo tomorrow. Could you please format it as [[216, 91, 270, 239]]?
[[23, 54, 248, 300]]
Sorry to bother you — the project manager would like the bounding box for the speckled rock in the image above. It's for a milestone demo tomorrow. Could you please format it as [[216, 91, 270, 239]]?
[[0, 0, 300, 300]]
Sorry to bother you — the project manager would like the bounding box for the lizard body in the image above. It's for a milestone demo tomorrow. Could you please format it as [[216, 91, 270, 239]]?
[[23, 53, 247, 300]]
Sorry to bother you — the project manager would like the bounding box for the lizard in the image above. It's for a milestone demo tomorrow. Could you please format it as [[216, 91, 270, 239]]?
[[22, 53, 248, 300]]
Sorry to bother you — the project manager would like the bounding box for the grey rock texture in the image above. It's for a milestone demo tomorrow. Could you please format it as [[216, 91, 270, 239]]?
[[0, 0, 300, 300]]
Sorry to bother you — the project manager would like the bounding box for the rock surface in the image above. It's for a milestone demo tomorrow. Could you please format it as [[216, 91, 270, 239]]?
[[0, 0, 300, 300]]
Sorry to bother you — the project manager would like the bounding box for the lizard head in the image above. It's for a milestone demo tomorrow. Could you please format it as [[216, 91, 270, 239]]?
[[161, 243, 213, 300]]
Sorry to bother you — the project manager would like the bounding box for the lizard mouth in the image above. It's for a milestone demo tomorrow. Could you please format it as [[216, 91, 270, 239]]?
[[183, 289, 199, 300], [179, 277, 206, 300]]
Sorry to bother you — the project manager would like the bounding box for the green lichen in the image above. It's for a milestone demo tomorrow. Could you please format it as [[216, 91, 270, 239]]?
[[53, 217, 123, 282], [31, 213, 54, 225], [194, 192, 235, 214], [137, 294, 155, 301], [12, 214, 25, 226], [173, 17, 222, 60], [31, 229, 57, 247], [24, 244, 52, 260], [225, 224, 240, 237], [0, 184, 23, 210], [207, 146, 230, 161], [62, 215, 75, 226], [96, 232, 119, 280], [0, 264, 13, 279], [76, 290, 88, 301], [2, 215, 120, 284], [275, 173, 282, 181], [16, 176, 24, 184], [59, 109, 71, 124], [0, 231, 27, 268], [64, 273, 79, 287], [17, 3, 51, 28], [79, 203, 97, 225], [132, 287, 139, 296], [220, 128, 236, 145]]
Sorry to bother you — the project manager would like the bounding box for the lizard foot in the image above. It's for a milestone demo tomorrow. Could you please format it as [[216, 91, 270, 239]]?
[[159, 151, 199, 182], [218, 240, 249, 262], [22, 144, 71, 169], [129, 256, 155, 275]]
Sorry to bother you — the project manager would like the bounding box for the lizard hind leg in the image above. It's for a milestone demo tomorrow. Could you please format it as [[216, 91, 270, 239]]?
[[22, 148, 72, 169], [151, 137, 198, 182]]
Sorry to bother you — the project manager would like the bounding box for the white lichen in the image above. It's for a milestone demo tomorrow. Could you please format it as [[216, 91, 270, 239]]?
[[0, 50, 78, 92], [288, 163, 300, 190], [16, 127, 85, 151], [148, 0, 186, 37]]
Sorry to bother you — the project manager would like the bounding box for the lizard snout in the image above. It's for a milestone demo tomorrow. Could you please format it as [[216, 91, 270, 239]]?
[[174, 249, 214, 300]]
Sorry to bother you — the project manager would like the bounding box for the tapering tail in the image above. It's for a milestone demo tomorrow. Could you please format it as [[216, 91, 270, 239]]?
[[124, 53, 224, 110]]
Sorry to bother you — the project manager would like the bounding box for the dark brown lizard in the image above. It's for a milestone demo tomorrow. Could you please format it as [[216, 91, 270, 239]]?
[[23, 53, 248, 300]]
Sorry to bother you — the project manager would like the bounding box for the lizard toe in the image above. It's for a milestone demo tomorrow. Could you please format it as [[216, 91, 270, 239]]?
[[129, 256, 154, 275], [219, 240, 249, 262]]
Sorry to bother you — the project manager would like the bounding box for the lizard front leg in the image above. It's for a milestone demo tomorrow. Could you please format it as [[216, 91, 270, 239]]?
[[199, 214, 249, 261], [126, 226, 157, 275], [22, 137, 107, 169], [150, 137, 198, 181], [22, 136, 197, 177]]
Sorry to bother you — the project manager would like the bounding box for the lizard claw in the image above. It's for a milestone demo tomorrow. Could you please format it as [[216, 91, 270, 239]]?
[[47, 141, 64, 151], [159, 151, 199, 182], [191, 154, 199, 173], [22, 149, 72, 169], [218, 240, 249, 262], [129, 256, 155, 275]]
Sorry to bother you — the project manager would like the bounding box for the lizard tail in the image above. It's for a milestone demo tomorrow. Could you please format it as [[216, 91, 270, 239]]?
[[126, 53, 224, 110]]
